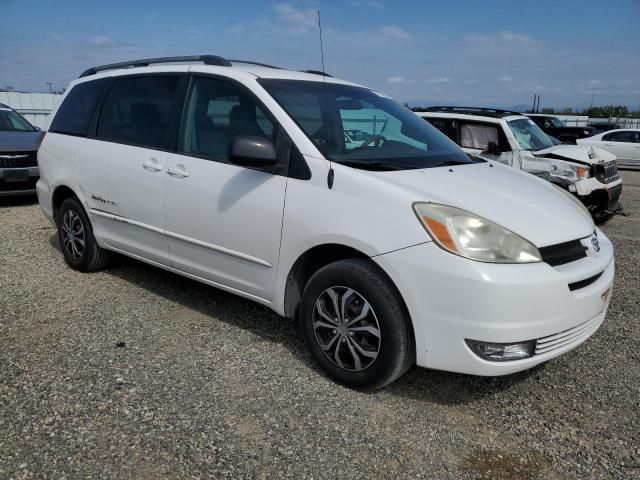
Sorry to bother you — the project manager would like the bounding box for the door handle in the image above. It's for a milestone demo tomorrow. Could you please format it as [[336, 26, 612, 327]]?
[[167, 166, 190, 178], [142, 160, 163, 172]]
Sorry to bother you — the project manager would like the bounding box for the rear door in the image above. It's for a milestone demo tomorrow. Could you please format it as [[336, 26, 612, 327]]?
[[81, 74, 183, 264], [162, 75, 288, 301]]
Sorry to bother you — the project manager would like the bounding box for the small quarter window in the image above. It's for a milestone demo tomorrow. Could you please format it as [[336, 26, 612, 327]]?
[[50, 79, 108, 136]]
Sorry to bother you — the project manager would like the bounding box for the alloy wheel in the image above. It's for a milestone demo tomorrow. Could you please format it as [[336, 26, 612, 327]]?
[[312, 286, 381, 372], [61, 209, 86, 260]]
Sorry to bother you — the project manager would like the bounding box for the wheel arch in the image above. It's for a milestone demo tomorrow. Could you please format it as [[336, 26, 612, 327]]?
[[52, 184, 79, 221]]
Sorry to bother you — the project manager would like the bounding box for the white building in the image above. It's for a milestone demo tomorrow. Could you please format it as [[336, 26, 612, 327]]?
[[0, 92, 62, 129]]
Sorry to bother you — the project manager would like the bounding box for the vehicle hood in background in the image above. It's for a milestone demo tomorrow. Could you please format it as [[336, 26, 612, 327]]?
[[533, 144, 616, 165], [0, 131, 40, 151]]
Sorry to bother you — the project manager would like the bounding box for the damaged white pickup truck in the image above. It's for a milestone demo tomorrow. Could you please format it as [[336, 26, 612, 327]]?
[[414, 107, 623, 221]]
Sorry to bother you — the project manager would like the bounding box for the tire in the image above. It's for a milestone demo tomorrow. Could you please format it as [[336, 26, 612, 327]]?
[[299, 259, 415, 389], [56, 197, 110, 272]]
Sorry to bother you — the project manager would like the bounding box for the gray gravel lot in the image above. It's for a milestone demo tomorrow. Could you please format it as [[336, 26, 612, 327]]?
[[1, 171, 639, 479]]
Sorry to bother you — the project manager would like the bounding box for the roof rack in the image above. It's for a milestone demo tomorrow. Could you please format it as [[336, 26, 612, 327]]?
[[412, 106, 522, 118], [229, 59, 282, 69], [302, 70, 333, 77], [79, 55, 232, 78]]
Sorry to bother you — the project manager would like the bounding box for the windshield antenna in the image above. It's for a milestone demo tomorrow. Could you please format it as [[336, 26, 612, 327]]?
[[317, 9, 334, 188]]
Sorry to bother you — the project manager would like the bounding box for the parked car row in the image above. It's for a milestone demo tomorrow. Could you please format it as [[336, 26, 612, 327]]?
[[32, 55, 617, 388]]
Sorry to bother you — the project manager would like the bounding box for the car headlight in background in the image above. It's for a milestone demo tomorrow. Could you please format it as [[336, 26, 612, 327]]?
[[413, 203, 542, 263]]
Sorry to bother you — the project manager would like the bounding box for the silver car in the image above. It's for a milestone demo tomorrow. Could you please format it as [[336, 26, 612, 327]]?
[[0, 103, 41, 196]]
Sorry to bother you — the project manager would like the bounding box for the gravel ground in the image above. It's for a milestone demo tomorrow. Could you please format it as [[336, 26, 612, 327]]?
[[1, 171, 639, 480]]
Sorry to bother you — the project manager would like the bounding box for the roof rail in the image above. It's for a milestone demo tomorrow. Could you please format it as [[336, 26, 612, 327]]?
[[303, 70, 333, 77], [412, 106, 522, 118], [79, 55, 232, 78], [229, 59, 282, 69]]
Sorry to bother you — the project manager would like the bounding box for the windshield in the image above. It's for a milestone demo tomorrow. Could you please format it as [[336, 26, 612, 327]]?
[[548, 117, 565, 128], [259, 79, 473, 170], [508, 118, 555, 151], [0, 107, 36, 132]]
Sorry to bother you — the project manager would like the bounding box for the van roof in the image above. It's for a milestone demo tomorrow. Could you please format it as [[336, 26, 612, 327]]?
[[76, 55, 352, 84]]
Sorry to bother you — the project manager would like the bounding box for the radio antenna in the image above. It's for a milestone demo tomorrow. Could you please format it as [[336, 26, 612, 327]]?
[[318, 10, 326, 74], [317, 9, 334, 188]]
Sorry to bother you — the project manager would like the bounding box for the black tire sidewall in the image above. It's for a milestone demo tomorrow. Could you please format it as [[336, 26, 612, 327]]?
[[300, 260, 410, 389], [57, 197, 97, 270]]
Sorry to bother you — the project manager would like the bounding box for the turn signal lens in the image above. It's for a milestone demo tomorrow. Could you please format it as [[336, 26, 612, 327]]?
[[413, 203, 542, 263], [577, 167, 587, 178]]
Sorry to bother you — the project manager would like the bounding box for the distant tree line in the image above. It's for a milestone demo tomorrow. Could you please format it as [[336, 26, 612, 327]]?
[[539, 105, 640, 117]]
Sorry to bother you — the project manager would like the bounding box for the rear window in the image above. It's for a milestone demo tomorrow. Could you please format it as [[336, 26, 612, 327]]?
[[50, 79, 107, 136], [96, 75, 180, 149]]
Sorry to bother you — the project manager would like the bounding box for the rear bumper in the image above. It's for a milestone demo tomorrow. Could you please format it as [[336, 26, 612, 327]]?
[[0, 166, 39, 196], [374, 229, 614, 376]]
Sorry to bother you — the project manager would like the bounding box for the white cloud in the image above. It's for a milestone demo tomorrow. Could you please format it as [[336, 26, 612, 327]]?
[[424, 77, 451, 84], [463, 79, 478, 85], [387, 76, 405, 83], [274, 3, 317, 34], [466, 30, 537, 46], [498, 75, 514, 82], [589, 80, 601, 86], [378, 25, 410, 43], [350, 0, 384, 10], [88, 35, 115, 47]]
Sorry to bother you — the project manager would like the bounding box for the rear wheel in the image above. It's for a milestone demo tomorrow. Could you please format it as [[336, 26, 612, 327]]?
[[57, 197, 110, 271], [299, 259, 414, 389]]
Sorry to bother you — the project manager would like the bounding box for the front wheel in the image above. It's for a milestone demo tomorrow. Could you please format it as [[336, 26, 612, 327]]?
[[56, 197, 110, 272], [299, 259, 414, 389]]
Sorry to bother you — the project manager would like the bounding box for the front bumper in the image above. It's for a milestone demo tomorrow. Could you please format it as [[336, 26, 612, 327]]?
[[573, 177, 623, 213], [374, 229, 614, 376], [0, 166, 39, 196]]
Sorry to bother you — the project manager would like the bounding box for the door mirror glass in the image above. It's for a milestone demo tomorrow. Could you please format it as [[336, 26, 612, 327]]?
[[229, 136, 278, 168]]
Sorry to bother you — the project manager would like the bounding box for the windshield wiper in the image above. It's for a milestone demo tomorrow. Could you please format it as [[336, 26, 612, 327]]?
[[335, 159, 415, 171], [429, 159, 471, 168]]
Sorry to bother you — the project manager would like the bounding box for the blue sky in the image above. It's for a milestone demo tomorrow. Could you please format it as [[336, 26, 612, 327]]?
[[1, 0, 639, 109]]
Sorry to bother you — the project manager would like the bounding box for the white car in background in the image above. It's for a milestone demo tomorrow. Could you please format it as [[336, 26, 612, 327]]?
[[414, 107, 623, 221], [578, 129, 640, 166]]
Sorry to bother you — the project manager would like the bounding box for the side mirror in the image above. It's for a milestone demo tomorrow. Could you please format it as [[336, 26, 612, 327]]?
[[483, 141, 502, 155], [229, 136, 278, 168]]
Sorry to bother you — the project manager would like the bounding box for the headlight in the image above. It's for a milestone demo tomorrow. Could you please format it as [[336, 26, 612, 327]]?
[[412, 203, 542, 263], [552, 184, 593, 220]]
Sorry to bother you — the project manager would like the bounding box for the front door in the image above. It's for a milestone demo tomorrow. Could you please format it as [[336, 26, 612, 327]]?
[[163, 75, 287, 301]]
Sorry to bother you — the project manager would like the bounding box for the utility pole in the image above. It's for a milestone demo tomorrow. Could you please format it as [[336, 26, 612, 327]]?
[[589, 88, 595, 110], [46, 82, 53, 93]]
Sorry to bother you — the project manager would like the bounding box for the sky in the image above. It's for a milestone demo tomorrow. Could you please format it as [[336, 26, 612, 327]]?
[[1, 0, 639, 110]]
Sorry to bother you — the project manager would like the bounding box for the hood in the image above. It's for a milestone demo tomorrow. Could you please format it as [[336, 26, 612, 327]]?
[[533, 144, 615, 165], [373, 162, 594, 247], [0, 131, 40, 151]]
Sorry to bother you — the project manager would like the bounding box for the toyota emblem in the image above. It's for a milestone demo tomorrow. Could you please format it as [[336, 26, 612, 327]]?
[[591, 236, 600, 253]]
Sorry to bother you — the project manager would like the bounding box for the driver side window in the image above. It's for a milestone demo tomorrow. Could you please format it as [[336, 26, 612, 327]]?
[[180, 77, 275, 162]]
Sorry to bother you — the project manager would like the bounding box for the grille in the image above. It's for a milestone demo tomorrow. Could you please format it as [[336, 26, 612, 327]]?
[[0, 151, 38, 168], [535, 315, 602, 355], [593, 161, 619, 184], [568, 272, 603, 291], [539, 239, 588, 266]]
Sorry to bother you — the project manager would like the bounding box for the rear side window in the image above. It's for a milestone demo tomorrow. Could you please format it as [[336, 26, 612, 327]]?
[[96, 76, 180, 149], [424, 117, 457, 142], [603, 131, 636, 143], [49, 79, 107, 136]]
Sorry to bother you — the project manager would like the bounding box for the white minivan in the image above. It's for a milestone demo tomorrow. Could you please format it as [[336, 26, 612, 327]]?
[[37, 56, 614, 388]]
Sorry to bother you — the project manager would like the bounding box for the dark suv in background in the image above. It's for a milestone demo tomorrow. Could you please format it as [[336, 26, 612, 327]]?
[[0, 103, 42, 196], [526, 114, 596, 144]]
